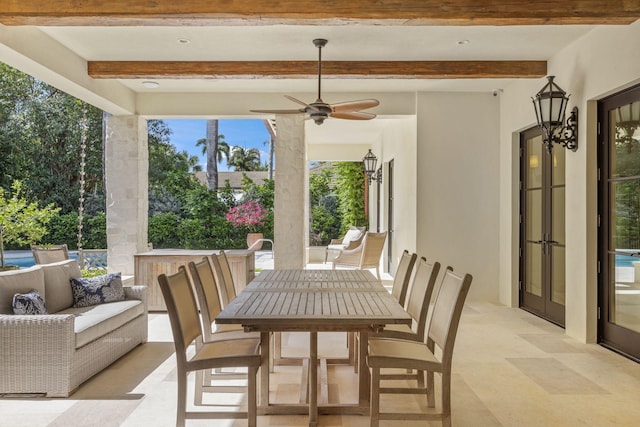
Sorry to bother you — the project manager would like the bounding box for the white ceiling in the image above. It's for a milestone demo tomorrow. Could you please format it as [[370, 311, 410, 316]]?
[[39, 24, 595, 94]]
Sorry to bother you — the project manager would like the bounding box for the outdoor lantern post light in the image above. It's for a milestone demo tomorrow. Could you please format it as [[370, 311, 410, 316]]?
[[532, 75, 578, 153], [363, 149, 382, 184]]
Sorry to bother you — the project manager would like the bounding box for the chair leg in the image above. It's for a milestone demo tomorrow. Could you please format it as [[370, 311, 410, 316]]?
[[248, 366, 258, 427], [177, 369, 187, 427], [194, 369, 204, 405], [370, 367, 380, 427], [417, 369, 425, 390], [427, 370, 435, 408], [350, 332, 359, 373], [441, 372, 451, 427]]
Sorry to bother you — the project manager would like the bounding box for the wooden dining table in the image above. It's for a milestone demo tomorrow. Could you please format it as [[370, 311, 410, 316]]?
[[215, 269, 412, 427]]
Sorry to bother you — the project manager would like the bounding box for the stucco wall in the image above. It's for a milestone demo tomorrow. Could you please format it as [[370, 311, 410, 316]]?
[[379, 117, 418, 273], [499, 20, 640, 342], [416, 92, 501, 302]]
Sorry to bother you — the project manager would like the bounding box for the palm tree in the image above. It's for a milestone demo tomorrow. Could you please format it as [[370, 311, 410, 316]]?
[[194, 120, 230, 190], [262, 119, 276, 179], [187, 154, 202, 172], [228, 146, 261, 171]]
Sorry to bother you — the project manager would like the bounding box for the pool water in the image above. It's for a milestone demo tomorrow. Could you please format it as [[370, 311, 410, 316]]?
[[2, 250, 79, 268], [616, 254, 640, 268]]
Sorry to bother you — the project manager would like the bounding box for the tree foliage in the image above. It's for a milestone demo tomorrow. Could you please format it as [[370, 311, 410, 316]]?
[[0, 181, 60, 267], [0, 63, 104, 213], [333, 162, 367, 233]]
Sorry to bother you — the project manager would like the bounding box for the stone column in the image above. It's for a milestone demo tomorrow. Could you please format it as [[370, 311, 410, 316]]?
[[274, 114, 306, 269], [104, 115, 149, 275]]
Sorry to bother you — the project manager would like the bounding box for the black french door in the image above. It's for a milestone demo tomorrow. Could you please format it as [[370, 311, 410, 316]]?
[[520, 127, 566, 326], [598, 85, 640, 361]]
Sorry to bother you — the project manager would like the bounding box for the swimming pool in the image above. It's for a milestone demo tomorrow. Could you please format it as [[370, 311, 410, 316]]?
[[2, 250, 79, 268], [615, 254, 640, 268]]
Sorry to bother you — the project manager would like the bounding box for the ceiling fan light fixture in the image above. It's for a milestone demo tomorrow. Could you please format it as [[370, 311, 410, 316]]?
[[249, 39, 379, 124]]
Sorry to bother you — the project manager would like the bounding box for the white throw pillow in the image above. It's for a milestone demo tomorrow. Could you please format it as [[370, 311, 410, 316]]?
[[342, 229, 362, 245]]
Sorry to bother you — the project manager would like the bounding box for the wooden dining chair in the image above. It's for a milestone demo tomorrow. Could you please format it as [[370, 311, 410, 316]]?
[[367, 269, 473, 427], [375, 257, 442, 342], [370, 257, 444, 383], [31, 244, 69, 264], [187, 258, 259, 405], [390, 250, 418, 308], [158, 267, 261, 427], [353, 256, 440, 373], [209, 251, 236, 307]]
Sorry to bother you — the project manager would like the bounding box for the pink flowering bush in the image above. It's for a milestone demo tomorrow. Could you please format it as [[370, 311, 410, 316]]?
[[225, 200, 268, 232]]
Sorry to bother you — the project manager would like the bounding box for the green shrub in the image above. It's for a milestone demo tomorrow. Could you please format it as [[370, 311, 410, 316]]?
[[148, 212, 181, 248], [44, 211, 106, 250], [83, 212, 106, 249], [44, 212, 79, 248]]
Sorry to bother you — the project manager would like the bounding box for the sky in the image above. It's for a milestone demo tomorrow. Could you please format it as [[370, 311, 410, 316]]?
[[163, 119, 271, 172]]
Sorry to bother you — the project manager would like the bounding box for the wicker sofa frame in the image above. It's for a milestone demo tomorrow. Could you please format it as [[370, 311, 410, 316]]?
[[0, 263, 148, 397]]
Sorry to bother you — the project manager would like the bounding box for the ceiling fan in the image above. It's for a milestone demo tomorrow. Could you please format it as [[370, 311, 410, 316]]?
[[250, 38, 379, 125]]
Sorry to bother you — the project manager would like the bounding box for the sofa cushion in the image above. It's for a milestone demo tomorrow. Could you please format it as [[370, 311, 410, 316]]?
[[12, 289, 48, 315], [71, 272, 125, 308], [41, 259, 82, 313], [58, 299, 145, 348], [0, 266, 45, 314]]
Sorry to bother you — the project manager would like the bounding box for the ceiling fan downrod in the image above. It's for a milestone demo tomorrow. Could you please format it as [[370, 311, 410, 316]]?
[[313, 38, 327, 103]]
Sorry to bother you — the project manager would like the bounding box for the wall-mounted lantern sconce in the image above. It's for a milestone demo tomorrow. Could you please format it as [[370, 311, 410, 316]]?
[[363, 149, 382, 184], [615, 101, 640, 146], [532, 75, 578, 153]]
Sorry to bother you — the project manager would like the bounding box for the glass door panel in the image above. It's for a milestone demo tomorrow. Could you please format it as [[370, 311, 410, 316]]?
[[552, 144, 566, 185], [526, 244, 543, 296], [599, 87, 640, 360], [552, 187, 565, 244], [526, 190, 542, 240], [552, 246, 566, 305]]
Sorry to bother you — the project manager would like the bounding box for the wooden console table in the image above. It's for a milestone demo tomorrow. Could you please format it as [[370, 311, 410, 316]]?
[[134, 249, 255, 311]]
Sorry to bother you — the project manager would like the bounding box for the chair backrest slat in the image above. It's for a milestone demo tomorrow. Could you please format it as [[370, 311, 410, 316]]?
[[188, 257, 223, 339], [391, 250, 417, 307], [209, 251, 236, 307], [404, 257, 440, 337], [427, 269, 472, 365]]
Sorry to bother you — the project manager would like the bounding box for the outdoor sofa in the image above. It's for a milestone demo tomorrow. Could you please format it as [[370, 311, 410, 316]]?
[[0, 259, 147, 397]]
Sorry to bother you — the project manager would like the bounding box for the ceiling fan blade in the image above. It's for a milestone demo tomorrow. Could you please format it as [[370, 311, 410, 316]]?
[[250, 108, 305, 114], [285, 95, 323, 114], [330, 111, 377, 120], [331, 99, 380, 113], [284, 95, 311, 108]]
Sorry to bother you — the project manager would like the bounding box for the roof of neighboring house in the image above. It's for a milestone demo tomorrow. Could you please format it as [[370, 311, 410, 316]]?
[[194, 171, 270, 189]]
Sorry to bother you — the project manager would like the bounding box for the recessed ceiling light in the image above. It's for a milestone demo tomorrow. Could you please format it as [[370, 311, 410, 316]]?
[[177, 38, 191, 44], [142, 81, 159, 89], [457, 39, 470, 45]]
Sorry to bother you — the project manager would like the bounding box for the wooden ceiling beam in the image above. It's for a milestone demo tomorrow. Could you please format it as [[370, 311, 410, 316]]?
[[88, 60, 547, 79], [1, 0, 639, 26]]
